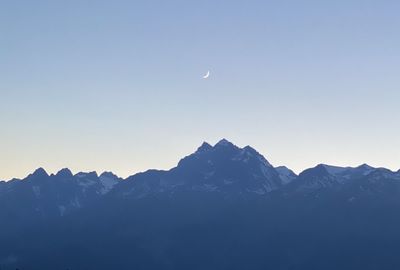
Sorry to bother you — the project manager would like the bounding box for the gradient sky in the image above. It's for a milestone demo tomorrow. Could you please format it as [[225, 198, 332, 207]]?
[[1, 0, 400, 180]]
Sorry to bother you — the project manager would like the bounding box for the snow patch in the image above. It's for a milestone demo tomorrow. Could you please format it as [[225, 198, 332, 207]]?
[[203, 171, 215, 179], [263, 183, 273, 192], [249, 188, 266, 195], [223, 179, 234, 185], [99, 175, 119, 194], [201, 184, 218, 192], [78, 178, 97, 190], [348, 197, 356, 202], [71, 197, 81, 208]]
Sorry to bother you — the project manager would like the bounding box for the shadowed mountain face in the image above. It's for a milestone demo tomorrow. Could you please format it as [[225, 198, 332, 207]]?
[[0, 168, 121, 222], [115, 139, 284, 198], [1, 139, 400, 270]]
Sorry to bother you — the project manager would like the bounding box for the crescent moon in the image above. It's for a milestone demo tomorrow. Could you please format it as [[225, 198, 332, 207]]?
[[203, 71, 210, 79]]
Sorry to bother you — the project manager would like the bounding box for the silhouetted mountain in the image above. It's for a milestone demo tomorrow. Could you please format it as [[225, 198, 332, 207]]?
[[0, 168, 121, 223], [1, 139, 400, 270], [113, 139, 283, 198]]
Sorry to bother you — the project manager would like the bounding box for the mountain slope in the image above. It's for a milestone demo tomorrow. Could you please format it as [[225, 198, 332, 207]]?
[[113, 139, 284, 198], [0, 168, 121, 221], [1, 139, 400, 270]]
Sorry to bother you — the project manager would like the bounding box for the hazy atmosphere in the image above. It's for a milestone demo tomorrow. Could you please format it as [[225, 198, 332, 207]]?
[[2, 0, 400, 180]]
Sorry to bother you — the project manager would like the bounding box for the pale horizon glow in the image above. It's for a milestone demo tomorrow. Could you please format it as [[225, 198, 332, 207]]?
[[2, 138, 399, 181], [1, 1, 400, 180]]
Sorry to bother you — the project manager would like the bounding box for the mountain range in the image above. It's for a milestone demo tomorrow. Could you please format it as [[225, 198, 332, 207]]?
[[1, 139, 400, 270]]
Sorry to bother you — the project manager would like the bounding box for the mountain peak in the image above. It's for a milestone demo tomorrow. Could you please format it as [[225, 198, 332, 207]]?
[[56, 168, 73, 178], [31, 167, 49, 178], [214, 138, 236, 148], [299, 164, 330, 177], [357, 163, 374, 170], [100, 171, 119, 179], [319, 164, 348, 175], [75, 171, 98, 179], [243, 145, 257, 152], [242, 145, 263, 157], [196, 142, 213, 153]]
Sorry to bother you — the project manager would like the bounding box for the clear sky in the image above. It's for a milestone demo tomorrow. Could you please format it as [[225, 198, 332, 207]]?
[[1, 0, 400, 180]]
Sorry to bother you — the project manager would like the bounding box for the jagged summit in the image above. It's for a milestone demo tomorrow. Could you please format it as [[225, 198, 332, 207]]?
[[121, 139, 285, 197], [242, 145, 261, 156], [214, 138, 236, 148], [100, 171, 119, 179], [4, 140, 397, 200], [195, 138, 245, 153], [77, 171, 98, 176], [185, 139, 272, 167], [356, 163, 374, 171], [2, 144, 400, 270], [30, 167, 49, 178], [56, 168, 73, 178], [195, 142, 213, 153]]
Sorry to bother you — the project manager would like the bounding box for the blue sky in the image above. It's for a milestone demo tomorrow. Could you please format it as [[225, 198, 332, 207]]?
[[1, 0, 399, 179]]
